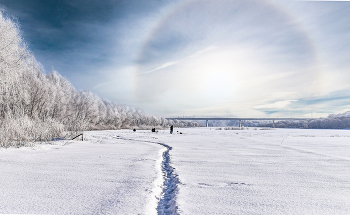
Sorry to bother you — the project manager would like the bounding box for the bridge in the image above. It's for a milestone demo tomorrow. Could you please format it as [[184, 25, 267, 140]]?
[[166, 117, 313, 127]]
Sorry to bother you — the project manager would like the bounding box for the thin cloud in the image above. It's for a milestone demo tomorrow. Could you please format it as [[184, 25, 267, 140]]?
[[254, 100, 298, 109], [187, 46, 218, 58], [92, 80, 118, 90], [139, 61, 177, 75], [139, 46, 217, 75]]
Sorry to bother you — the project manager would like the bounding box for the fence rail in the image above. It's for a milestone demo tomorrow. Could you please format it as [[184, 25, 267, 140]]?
[[71, 133, 83, 141]]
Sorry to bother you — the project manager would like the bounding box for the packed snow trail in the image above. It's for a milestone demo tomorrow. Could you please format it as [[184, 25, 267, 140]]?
[[155, 142, 179, 215], [114, 135, 179, 215]]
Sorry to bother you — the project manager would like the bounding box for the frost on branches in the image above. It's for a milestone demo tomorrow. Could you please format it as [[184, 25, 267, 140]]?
[[0, 10, 197, 147]]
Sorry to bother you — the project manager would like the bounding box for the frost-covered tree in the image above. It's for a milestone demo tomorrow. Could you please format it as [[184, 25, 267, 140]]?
[[0, 10, 198, 147]]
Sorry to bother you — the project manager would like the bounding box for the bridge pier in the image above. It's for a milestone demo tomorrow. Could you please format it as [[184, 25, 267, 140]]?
[[239, 120, 242, 128], [206, 120, 209, 127]]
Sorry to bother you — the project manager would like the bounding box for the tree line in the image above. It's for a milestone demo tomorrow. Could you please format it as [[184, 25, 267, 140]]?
[[0, 11, 198, 147], [206, 111, 350, 129], [256, 112, 350, 129]]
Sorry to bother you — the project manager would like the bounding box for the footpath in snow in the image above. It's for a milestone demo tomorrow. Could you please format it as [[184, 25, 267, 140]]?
[[114, 131, 180, 214]]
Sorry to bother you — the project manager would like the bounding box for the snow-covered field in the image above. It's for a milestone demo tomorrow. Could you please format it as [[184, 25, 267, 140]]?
[[1, 128, 350, 214]]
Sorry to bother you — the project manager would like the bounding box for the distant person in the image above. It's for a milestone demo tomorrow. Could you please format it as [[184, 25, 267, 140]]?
[[170, 125, 173, 134], [152, 128, 156, 132], [133, 128, 136, 132]]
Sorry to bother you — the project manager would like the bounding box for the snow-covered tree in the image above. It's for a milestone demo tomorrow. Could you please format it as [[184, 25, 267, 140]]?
[[0, 10, 198, 147]]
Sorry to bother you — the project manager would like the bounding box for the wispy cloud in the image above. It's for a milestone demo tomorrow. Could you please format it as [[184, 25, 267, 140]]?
[[255, 100, 298, 109], [139, 61, 177, 75], [139, 46, 218, 75], [187, 46, 218, 58], [92, 80, 117, 90]]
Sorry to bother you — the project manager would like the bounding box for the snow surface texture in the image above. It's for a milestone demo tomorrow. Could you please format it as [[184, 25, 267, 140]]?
[[0, 130, 164, 214], [1, 128, 350, 214], [156, 128, 350, 215]]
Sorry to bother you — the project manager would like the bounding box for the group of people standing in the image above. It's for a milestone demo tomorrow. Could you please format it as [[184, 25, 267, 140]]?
[[133, 125, 174, 134]]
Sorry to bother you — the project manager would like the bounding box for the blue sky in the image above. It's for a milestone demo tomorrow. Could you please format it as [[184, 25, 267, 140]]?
[[1, 0, 350, 117]]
